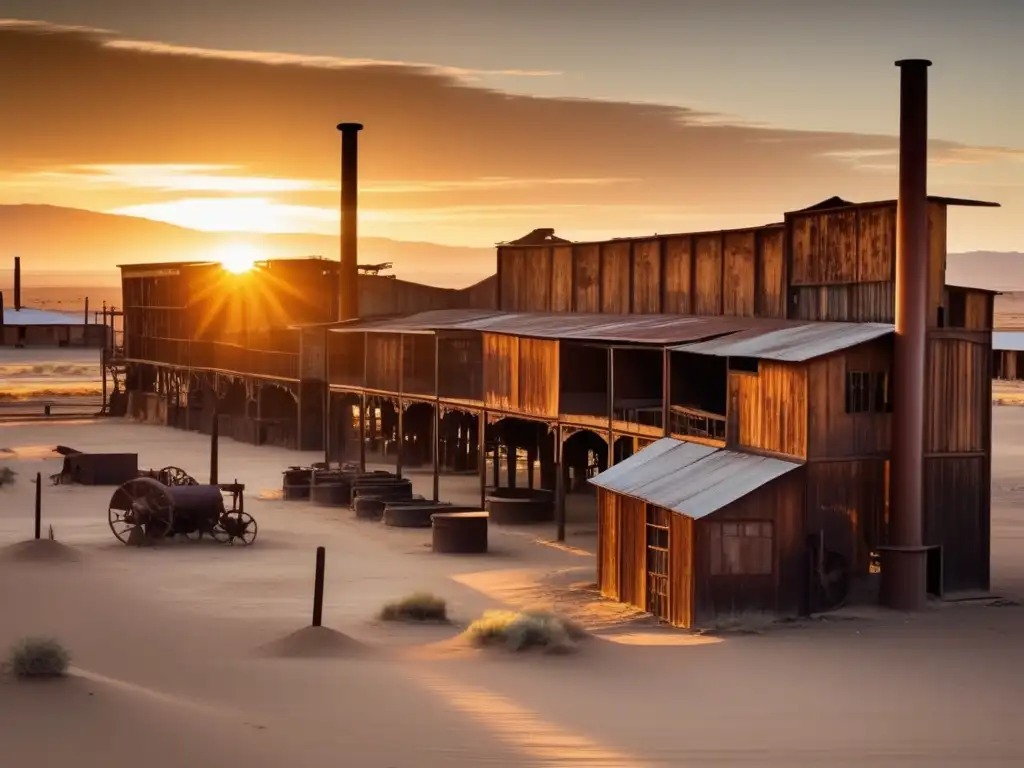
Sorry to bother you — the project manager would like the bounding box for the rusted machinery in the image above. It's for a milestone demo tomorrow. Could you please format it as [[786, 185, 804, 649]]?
[[108, 476, 256, 547], [51, 450, 139, 486]]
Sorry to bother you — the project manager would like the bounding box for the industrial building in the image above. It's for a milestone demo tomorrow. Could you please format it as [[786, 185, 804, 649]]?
[[117, 60, 996, 626]]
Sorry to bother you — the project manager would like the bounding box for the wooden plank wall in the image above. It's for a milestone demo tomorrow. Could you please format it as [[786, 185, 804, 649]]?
[[668, 512, 694, 628], [364, 332, 402, 392], [923, 328, 992, 592], [786, 201, 948, 325], [805, 339, 893, 459], [597, 489, 620, 599], [690, 470, 805, 624], [805, 459, 887, 577], [497, 225, 787, 318], [726, 362, 808, 459], [617, 495, 647, 609], [482, 333, 559, 417]]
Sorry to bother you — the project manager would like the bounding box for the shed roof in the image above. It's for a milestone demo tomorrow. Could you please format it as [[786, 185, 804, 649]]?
[[0, 307, 86, 325], [993, 331, 1024, 352], [324, 309, 890, 353], [589, 438, 802, 520], [671, 322, 893, 362]]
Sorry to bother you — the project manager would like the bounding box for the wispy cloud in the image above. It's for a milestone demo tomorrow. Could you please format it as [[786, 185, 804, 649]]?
[[0, 18, 112, 34], [30, 164, 335, 193], [103, 39, 562, 81], [362, 177, 638, 193]]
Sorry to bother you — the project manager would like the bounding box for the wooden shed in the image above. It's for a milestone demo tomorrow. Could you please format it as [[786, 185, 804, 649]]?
[[591, 438, 804, 629]]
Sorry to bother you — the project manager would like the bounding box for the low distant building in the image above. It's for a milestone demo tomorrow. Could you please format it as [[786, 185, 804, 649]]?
[[0, 305, 108, 348]]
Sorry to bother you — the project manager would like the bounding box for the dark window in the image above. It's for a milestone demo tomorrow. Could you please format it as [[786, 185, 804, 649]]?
[[729, 356, 759, 373], [709, 521, 773, 575], [947, 290, 967, 329], [845, 371, 891, 414]]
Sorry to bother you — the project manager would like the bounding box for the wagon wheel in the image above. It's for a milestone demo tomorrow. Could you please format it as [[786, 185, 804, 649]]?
[[108, 477, 175, 546], [160, 466, 197, 487], [212, 510, 257, 546]]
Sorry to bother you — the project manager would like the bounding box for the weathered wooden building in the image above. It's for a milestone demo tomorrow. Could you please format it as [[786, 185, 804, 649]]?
[[992, 331, 1024, 380]]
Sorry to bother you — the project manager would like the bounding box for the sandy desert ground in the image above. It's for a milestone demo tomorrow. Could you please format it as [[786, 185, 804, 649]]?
[[1, 416, 1023, 766]]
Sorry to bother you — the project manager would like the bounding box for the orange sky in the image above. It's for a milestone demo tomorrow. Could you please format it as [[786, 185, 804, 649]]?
[[0, 17, 1021, 252]]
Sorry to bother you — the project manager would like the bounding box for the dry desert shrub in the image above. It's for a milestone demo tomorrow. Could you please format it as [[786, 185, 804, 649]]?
[[6, 637, 71, 678], [0, 466, 15, 486], [378, 592, 449, 622], [465, 609, 586, 654]]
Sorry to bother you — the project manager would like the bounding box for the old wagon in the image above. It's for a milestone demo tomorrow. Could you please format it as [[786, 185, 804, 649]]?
[[108, 471, 256, 546]]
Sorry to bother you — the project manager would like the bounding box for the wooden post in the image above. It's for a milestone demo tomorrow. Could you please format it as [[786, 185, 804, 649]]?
[[506, 440, 517, 489], [432, 403, 440, 502], [34, 472, 41, 540], [312, 546, 326, 627], [101, 303, 109, 413], [662, 347, 671, 437], [492, 437, 501, 488], [527, 441, 536, 489], [209, 409, 219, 484], [608, 347, 615, 465], [555, 426, 566, 542], [359, 394, 367, 473], [84, 297, 89, 326], [478, 410, 487, 510], [396, 401, 404, 480]]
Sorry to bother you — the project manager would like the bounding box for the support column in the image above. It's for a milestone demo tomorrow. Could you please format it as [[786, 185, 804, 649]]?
[[506, 440, 517, 489], [527, 441, 537, 489], [359, 393, 367, 473], [555, 426, 566, 542], [492, 436, 501, 489], [396, 401, 404, 480], [432, 403, 440, 502], [478, 411, 487, 510]]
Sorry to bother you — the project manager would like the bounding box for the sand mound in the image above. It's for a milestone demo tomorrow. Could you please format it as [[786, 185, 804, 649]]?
[[0, 539, 82, 564], [258, 626, 369, 659]]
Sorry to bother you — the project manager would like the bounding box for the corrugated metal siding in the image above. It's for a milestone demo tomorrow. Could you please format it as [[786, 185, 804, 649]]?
[[589, 437, 802, 519], [675, 322, 893, 362]]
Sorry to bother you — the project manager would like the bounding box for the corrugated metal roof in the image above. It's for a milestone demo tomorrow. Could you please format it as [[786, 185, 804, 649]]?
[[325, 309, 810, 345], [1, 307, 86, 325], [672, 322, 894, 362], [993, 331, 1024, 352], [589, 437, 802, 520]]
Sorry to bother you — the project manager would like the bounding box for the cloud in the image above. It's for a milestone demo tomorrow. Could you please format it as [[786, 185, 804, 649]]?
[[0, 19, 1017, 245], [103, 39, 562, 81]]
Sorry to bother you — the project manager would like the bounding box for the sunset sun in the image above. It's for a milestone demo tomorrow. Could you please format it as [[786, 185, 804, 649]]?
[[216, 243, 260, 274]]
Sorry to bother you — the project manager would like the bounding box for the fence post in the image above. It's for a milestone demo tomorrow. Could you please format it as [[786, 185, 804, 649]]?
[[34, 472, 42, 540], [312, 546, 326, 627]]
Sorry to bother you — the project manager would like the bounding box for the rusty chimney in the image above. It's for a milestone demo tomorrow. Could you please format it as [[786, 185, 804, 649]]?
[[13, 256, 21, 311], [337, 122, 363, 321], [882, 59, 932, 611]]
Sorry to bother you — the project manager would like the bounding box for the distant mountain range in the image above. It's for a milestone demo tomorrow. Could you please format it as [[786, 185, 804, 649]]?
[[0, 204, 1020, 293], [0, 205, 495, 289]]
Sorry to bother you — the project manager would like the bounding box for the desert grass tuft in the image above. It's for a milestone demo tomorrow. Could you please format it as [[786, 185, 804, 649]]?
[[378, 592, 449, 622], [465, 609, 586, 653], [5, 637, 71, 678]]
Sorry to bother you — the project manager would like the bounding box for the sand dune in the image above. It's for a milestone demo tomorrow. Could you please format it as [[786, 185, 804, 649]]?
[[0, 672, 288, 768]]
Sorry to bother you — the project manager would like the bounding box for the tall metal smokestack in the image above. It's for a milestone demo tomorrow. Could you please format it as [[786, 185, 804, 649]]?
[[337, 122, 363, 321], [883, 58, 932, 611], [13, 256, 21, 311]]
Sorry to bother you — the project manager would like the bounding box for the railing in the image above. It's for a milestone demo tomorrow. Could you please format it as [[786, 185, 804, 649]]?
[[669, 405, 726, 441], [0, 398, 103, 420]]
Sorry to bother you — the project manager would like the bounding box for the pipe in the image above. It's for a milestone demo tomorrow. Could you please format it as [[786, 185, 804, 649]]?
[[336, 122, 363, 321], [13, 256, 21, 311], [883, 58, 931, 611]]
